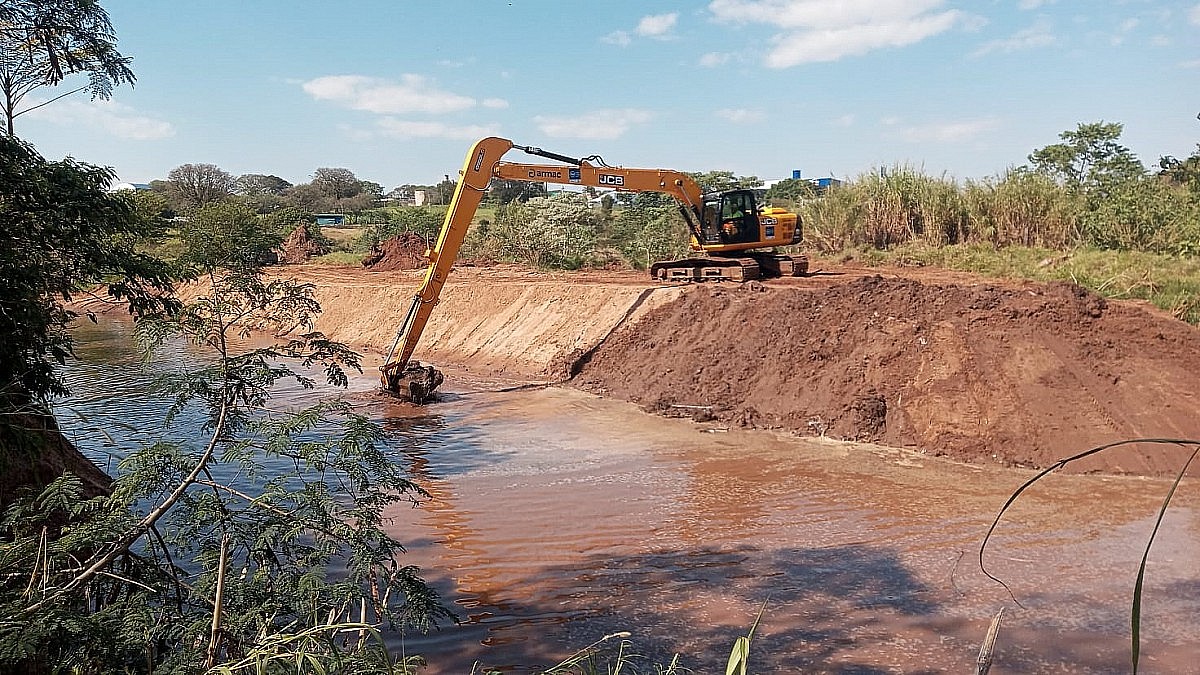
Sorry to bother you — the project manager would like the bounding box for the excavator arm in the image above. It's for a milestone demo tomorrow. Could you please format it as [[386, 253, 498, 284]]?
[[380, 136, 805, 395], [381, 136, 711, 393], [380, 136, 513, 393]]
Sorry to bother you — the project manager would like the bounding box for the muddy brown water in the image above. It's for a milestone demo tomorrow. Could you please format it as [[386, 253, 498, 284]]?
[[60, 318, 1199, 673]]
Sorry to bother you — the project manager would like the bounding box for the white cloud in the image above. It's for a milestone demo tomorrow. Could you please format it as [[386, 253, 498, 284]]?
[[716, 108, 765, 124], [482, 98, 509, 109], [534, 109, 652, 140], [699, 51, 732, 67], [707, 0, 967, 68], [302, 74, 475, 114], [637, 13, 679, 38], [376, 118, 500, 140], [26, 99, 174, 140], [972, 19, 1055, 55], [1190, 4, 1200, 26], [602, 30, 632, 46], [1181, 58, 1200, 69], [832, 114, 855, 127], [899, 118, 999, 143], [1018, 0, 1054, 10], [605, 12, 679, 46]]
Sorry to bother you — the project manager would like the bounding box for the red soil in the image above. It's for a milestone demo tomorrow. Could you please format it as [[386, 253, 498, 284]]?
[[362, 233, 429, 271], [574, 275, 1200, 476], [277, 224, 328, 264]]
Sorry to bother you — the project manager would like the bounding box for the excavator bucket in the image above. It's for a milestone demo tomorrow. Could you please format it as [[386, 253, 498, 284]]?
[[384, 362, 445, 404]]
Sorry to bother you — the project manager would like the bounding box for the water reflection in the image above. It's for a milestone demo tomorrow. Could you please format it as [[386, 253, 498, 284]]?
[[59, 318, 1200, 673]]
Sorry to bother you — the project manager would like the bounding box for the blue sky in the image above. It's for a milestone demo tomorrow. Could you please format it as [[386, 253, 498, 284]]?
[[18, 0, 1200, 188]]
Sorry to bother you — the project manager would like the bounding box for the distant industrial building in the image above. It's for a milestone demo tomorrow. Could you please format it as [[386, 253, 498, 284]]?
[[109, 182, 151, 192]]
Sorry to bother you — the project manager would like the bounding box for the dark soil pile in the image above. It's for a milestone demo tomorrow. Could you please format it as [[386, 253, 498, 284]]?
[[277, 224, 328, 264], [575, 276, 1200, 475], [362, 233, 428, 271], [1, 414, 112, 513]]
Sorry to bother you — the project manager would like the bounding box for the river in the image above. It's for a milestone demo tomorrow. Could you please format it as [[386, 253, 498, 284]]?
[[59, 317, 1200, 673]]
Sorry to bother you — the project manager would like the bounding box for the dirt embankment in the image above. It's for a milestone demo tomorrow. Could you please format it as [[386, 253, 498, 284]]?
[[291, 265, 682, 377], [573, 275, 1200, 475], [270, 264, 1200, 476]]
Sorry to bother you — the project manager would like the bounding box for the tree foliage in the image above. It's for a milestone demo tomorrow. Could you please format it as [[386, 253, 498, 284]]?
[[764, 177, 817, 207], [0, 0, 135, 135], [1, 185, 448, 671], [1160, 143, 1200, 195], [166, 162, 235, 210], [176, 201, 282, 273], [232, 173, 292, 197], [489, 194, 601, 268], [0, 134, 176, 409], [689, 170, 761, 193], [357, 207, 442, 251], [311, 167, 361, 200], [488, 178, 547, 204], [610, 192, 690, 269], [1028, 121, 1145, 194]]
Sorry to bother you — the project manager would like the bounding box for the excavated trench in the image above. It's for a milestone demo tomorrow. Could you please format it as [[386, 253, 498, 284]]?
[[298, 263, 1200, 477]]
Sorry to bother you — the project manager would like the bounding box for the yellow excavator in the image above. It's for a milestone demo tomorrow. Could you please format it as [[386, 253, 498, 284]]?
[[380, 136, 807, 397]]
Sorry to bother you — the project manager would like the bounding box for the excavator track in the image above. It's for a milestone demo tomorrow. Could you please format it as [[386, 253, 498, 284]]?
[[650, 253, 808, 282]]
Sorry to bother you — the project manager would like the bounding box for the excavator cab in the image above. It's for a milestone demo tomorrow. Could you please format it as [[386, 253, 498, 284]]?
[[701, 189, 761, 245]]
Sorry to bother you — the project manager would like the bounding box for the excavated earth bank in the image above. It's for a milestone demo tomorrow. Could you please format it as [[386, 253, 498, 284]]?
[[574, 276, 1200, 476], [275, 265, 1199, 476]]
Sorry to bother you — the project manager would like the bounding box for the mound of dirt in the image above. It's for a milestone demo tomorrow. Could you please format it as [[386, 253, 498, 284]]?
[[362, 233, 428, 271], [575, 276, 1200, 475], [277, 224, 328, 264]]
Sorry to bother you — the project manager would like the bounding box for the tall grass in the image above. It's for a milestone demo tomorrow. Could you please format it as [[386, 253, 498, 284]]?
[[800, 165, 969, 251], [801, 166, 1198, 255], [963, 170, 1080, 248]]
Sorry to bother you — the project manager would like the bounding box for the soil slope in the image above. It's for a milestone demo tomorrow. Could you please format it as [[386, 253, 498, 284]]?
[[574, 275, 1200, 475], [288, 265, 683, 377]]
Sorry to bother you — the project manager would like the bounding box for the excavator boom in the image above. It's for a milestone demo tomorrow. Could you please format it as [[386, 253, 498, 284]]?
[[380, 137, 805, 396]]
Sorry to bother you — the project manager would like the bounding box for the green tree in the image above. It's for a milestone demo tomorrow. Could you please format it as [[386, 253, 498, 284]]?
[[487, 178, 547, 204], [312, 167, 361, 200], [260, 205, 314, 235], [490, 194, 601, 268], [431, 177, 457, 206], [0, 0, 134, 135], [610, 192, 689, 269], [1, 178, 448, 670], [1160, 144, 1200, 194], [0, 134, 175, 412], [1028, 121, 1145, 194], [233, 173, 292, 196], [689, 170, 761, 192], [166, 162, 235, 210], [764, 177, 817, 207], [177, 201, 282, 273], [358, 207, 442, 250], [358, 179, 384, 200]]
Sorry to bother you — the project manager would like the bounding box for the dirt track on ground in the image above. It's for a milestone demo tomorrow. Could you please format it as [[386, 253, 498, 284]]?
[[286, 262, 1200, 476]]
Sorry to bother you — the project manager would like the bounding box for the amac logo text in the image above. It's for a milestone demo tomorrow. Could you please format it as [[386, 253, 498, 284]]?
[[598, 174, 624, 187], [528, 170, 563, 179]]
